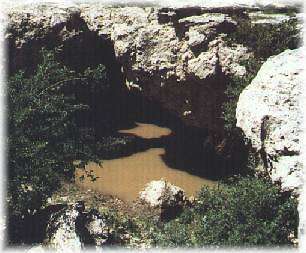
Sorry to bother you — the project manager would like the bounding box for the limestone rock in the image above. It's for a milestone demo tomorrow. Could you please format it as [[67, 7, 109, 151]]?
[[139, 180, 186, 208], [178, 13, 237, 29], [218, 42, 250, 77], [236, 48, 304, 193], [5, 3, 253, 132], [248, 11, 292, 25], [6, 4, 82, 47], [46, 202, 110, 250], [187, 51, 218, 79], [85, 210, 110, 246], [46, 202, 83, 251], [27, 245, 45, 253]]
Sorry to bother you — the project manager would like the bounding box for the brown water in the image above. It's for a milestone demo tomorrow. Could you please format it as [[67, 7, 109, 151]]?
[[75, 122, 216, 201]]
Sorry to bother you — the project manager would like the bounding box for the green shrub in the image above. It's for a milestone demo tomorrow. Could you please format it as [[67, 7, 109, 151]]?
[[227, 17, 299, 60], [94, 208, 157, 247], [222, 58, 262, 132], [153, 177, 298, 247], [7, 49, 108, 216]]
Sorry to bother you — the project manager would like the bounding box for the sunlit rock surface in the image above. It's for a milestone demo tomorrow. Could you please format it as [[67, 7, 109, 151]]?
[[46, 202, 110, 250], [139, 179, 189, 220], [236, 48, 304, 193], [46, 203, 83, 251], [5, 2, 302, 133], [4, 3, 255, 133]]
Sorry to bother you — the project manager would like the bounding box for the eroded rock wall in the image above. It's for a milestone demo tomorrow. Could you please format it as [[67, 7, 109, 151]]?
[[236, 48, 304, 193], [5, 3, 253, 135], [4, 3, 302, 137]]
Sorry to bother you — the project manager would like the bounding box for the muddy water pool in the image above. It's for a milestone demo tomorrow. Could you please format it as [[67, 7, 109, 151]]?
[[75, 122, 216, 201]]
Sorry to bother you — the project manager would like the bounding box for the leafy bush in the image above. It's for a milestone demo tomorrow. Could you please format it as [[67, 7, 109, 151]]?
[[93, 207, 157, 247], [7, 49, 108, 215], [153, 177, 298, 247], [222, 58, 262, 132], [227, 17, 299, 61]]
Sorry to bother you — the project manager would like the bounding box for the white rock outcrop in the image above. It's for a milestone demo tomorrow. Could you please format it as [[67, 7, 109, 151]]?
[[248, 11, 292, 25], [5, 4, 255, 132], [236, 48, 304, 193], [85, 210, 110, 247], [139, 180, 186, 208], [47, 203, 83, 251], [5, 3, 302, 133]]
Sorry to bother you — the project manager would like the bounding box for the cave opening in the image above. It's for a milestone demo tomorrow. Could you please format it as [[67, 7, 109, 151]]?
[[7, 21, 253, 247], [49, 30, 249, 181], [8, 28, 250, 191]]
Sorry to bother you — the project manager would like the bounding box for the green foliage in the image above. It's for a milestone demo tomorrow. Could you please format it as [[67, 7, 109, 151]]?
[[95, 208, 156, 247], [261, 7, 298, 16], [222, 58, 262, 132], [153, 177, 298, 247], [8, 49, 108, 215], [227, 17, 299, 60], [152, 208, 195, 247]]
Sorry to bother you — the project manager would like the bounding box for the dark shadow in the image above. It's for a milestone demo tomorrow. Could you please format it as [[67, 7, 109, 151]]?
[[161, 126, 251, 180], [7, 11, 88, 76], [89, 91, 250, 180], [7, 204, 67, 245], [56, 30, 130, 138]]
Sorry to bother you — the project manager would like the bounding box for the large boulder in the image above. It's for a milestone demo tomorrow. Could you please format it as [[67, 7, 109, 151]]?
[[139, 180, 188, 220], [236, 48, 304, 193], [84, 209, 110, 247], [46, 202, 83, 251], [139, 180, 187, 208]]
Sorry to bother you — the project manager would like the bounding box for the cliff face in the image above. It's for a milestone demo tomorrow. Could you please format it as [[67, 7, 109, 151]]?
[[235, 46, 304, 247], [236, 48, 304, 193], [4, 2, 302, 136], [4, 3, 262, 135], [83, 7, 250, 133]]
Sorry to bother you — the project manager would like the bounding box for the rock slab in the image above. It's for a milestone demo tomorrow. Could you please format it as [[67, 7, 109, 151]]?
[[139, 179, 187, 208], [236, 48, 304, 193]]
